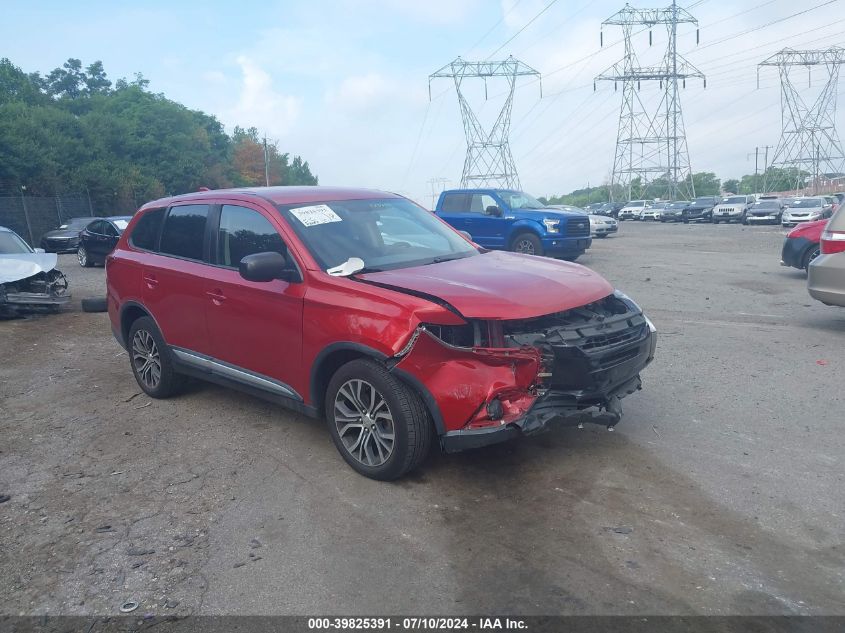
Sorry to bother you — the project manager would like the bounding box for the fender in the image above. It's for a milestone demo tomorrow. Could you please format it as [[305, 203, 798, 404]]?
[[309, 341, 446, 435], [506, 219, 545, 246]]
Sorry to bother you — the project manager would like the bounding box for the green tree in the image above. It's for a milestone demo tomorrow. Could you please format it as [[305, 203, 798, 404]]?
[[0, 58, 319, 213], [722, 179, 739, 194]]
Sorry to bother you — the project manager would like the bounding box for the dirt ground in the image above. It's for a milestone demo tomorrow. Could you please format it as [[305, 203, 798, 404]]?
[[1, 222, 843, 617]]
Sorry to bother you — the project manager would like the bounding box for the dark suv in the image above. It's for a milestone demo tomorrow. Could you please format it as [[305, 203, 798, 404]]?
[[107, 187, 656, 480]]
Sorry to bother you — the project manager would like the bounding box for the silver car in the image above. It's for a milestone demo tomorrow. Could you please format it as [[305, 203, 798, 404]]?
[[808, 205, 845, 307], [782, 197, 834, 228], [713, 195, 755, 224], [548, 205, 619, 238]]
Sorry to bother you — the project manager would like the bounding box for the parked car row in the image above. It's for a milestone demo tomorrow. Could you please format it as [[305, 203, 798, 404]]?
[[605, 194, 839, 227]]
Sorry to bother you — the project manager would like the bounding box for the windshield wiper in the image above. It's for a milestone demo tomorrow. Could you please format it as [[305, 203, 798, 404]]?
[[429, 255, 468, 265]]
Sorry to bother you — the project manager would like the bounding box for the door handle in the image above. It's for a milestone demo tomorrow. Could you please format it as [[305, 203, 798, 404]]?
[[206, 289, 226, 305], [143, 274, 158, 289]]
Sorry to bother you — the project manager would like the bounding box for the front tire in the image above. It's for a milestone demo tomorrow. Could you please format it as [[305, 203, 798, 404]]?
[[325, 359, 432, 480], [77, 245, 94, 268], [127, 316, 185, 398], [511, 232, 543, 257]]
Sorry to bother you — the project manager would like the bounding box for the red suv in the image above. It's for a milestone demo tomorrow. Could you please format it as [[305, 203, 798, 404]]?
[[106, 187, 656, 479]]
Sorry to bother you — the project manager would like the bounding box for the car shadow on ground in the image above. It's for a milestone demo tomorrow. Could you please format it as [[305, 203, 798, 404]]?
[[399, 424, 843, 615]]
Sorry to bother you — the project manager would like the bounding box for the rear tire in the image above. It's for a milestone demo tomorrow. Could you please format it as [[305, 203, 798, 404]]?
[[127, 316, 185, 398], [511, 232, 544, 257], [802, 245, 821, 273], [77, 246, 93, 268], [325, 359, 432, 480]]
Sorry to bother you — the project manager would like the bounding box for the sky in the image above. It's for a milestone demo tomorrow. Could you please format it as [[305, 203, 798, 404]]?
[[2, 0, 843, 206]]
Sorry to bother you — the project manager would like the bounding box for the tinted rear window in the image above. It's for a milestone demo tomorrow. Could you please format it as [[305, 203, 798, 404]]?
[[130, 208, 165, 251], [159, 204, 209, 261], [440, 193, 469, 213]]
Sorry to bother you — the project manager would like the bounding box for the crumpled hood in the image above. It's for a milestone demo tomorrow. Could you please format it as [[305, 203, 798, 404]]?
[[0, 253, 58, 284], [359, 251, 614, 320]]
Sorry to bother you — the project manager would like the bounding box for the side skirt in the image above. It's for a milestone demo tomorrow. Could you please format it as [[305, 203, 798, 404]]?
[[171, 350, 319, 420]]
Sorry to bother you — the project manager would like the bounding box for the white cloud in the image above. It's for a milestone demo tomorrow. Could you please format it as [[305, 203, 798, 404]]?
[[228, 55, 301, 138], [328, 73, 390, 110]]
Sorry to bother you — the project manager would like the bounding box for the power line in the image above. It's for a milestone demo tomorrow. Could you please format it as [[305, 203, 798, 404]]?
[[693, 0, 840, 52], [465, 0, 526, 57], [486, 0, 561, 60]]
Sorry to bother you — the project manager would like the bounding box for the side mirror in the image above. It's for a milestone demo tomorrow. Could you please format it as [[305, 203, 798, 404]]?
[[239, 251, 299, 283], [485, 205, 503, 217], [34, 247, 46, 254], [458, 230, 473, 241]]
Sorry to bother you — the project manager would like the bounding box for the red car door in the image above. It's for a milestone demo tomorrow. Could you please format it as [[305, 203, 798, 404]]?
[[202, 202, 305, 399], [142, 203, 213, 356]]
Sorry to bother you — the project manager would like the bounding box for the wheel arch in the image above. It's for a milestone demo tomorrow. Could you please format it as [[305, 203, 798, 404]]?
[[119, 301, 158, 348], [310, 342, 445, 435], [507, 221, 544, 248]]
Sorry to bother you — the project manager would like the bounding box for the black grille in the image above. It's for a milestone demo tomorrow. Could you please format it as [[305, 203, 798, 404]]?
[[580, 325, 645, 351], [564, 217, 590, 237]]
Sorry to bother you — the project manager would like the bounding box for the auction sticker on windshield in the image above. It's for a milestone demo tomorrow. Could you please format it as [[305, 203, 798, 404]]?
[[290, 204, 343, 227]]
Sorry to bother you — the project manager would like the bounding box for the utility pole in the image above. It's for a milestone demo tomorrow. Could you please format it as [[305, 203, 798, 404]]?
[[759, 48, 845, 193], [19, 185, 34, 246], [85, 186, 94, 216], [427, 177, 449, 209], [747, 148, 760, 193], [596, 0, 704, 201], [430, 56, 541, 189], [263, 136, 270, 187]]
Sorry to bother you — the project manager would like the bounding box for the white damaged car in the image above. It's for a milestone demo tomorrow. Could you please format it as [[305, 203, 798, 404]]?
[[0, 225, 71, 317]]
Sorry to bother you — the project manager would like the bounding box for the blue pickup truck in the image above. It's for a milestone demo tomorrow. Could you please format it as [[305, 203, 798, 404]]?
[[434, 188, 591, 260]]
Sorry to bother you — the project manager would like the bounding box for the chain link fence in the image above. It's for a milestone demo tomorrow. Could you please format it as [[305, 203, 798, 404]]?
[[0, 193, 95, 247]]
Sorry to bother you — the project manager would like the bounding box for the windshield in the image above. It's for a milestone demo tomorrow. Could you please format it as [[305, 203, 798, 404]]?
[[503, 191, 545, 209], [279, 198, 478, 272], [0, 230, 34, 254], [789, 198, 823, 208], [627, 200, 646, 207], [668, 201, 689, 209], [724, 196, 746, 204], [693, 197, 714, 204], [754, 201, 780, 209]]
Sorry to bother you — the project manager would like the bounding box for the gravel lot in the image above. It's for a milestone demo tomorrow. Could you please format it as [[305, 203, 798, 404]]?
[[1, 222, 843, 616]]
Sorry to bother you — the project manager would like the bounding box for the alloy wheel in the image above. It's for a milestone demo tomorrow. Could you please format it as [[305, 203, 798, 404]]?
[[515, 239, 535, 255], [333, 379, 395, 467], [132, 329, 162, 390], [77, 247, 87, 267]]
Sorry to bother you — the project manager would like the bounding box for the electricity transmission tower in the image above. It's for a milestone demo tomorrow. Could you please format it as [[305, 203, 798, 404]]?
[[596, 1, 704, 201], [430, 56, 541, 189], [759, 47, 845, 194]]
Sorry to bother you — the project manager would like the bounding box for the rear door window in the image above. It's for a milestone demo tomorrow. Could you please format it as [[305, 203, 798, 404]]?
[[439, 193, 470, 213], [129, 208, 165, 251], [216, 205, 286, 268], [159, 204, 210, 261]]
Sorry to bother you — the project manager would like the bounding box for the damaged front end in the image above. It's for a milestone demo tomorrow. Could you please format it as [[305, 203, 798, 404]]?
[[0, 267, 71, 317], [390, 291, 656, 452]]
